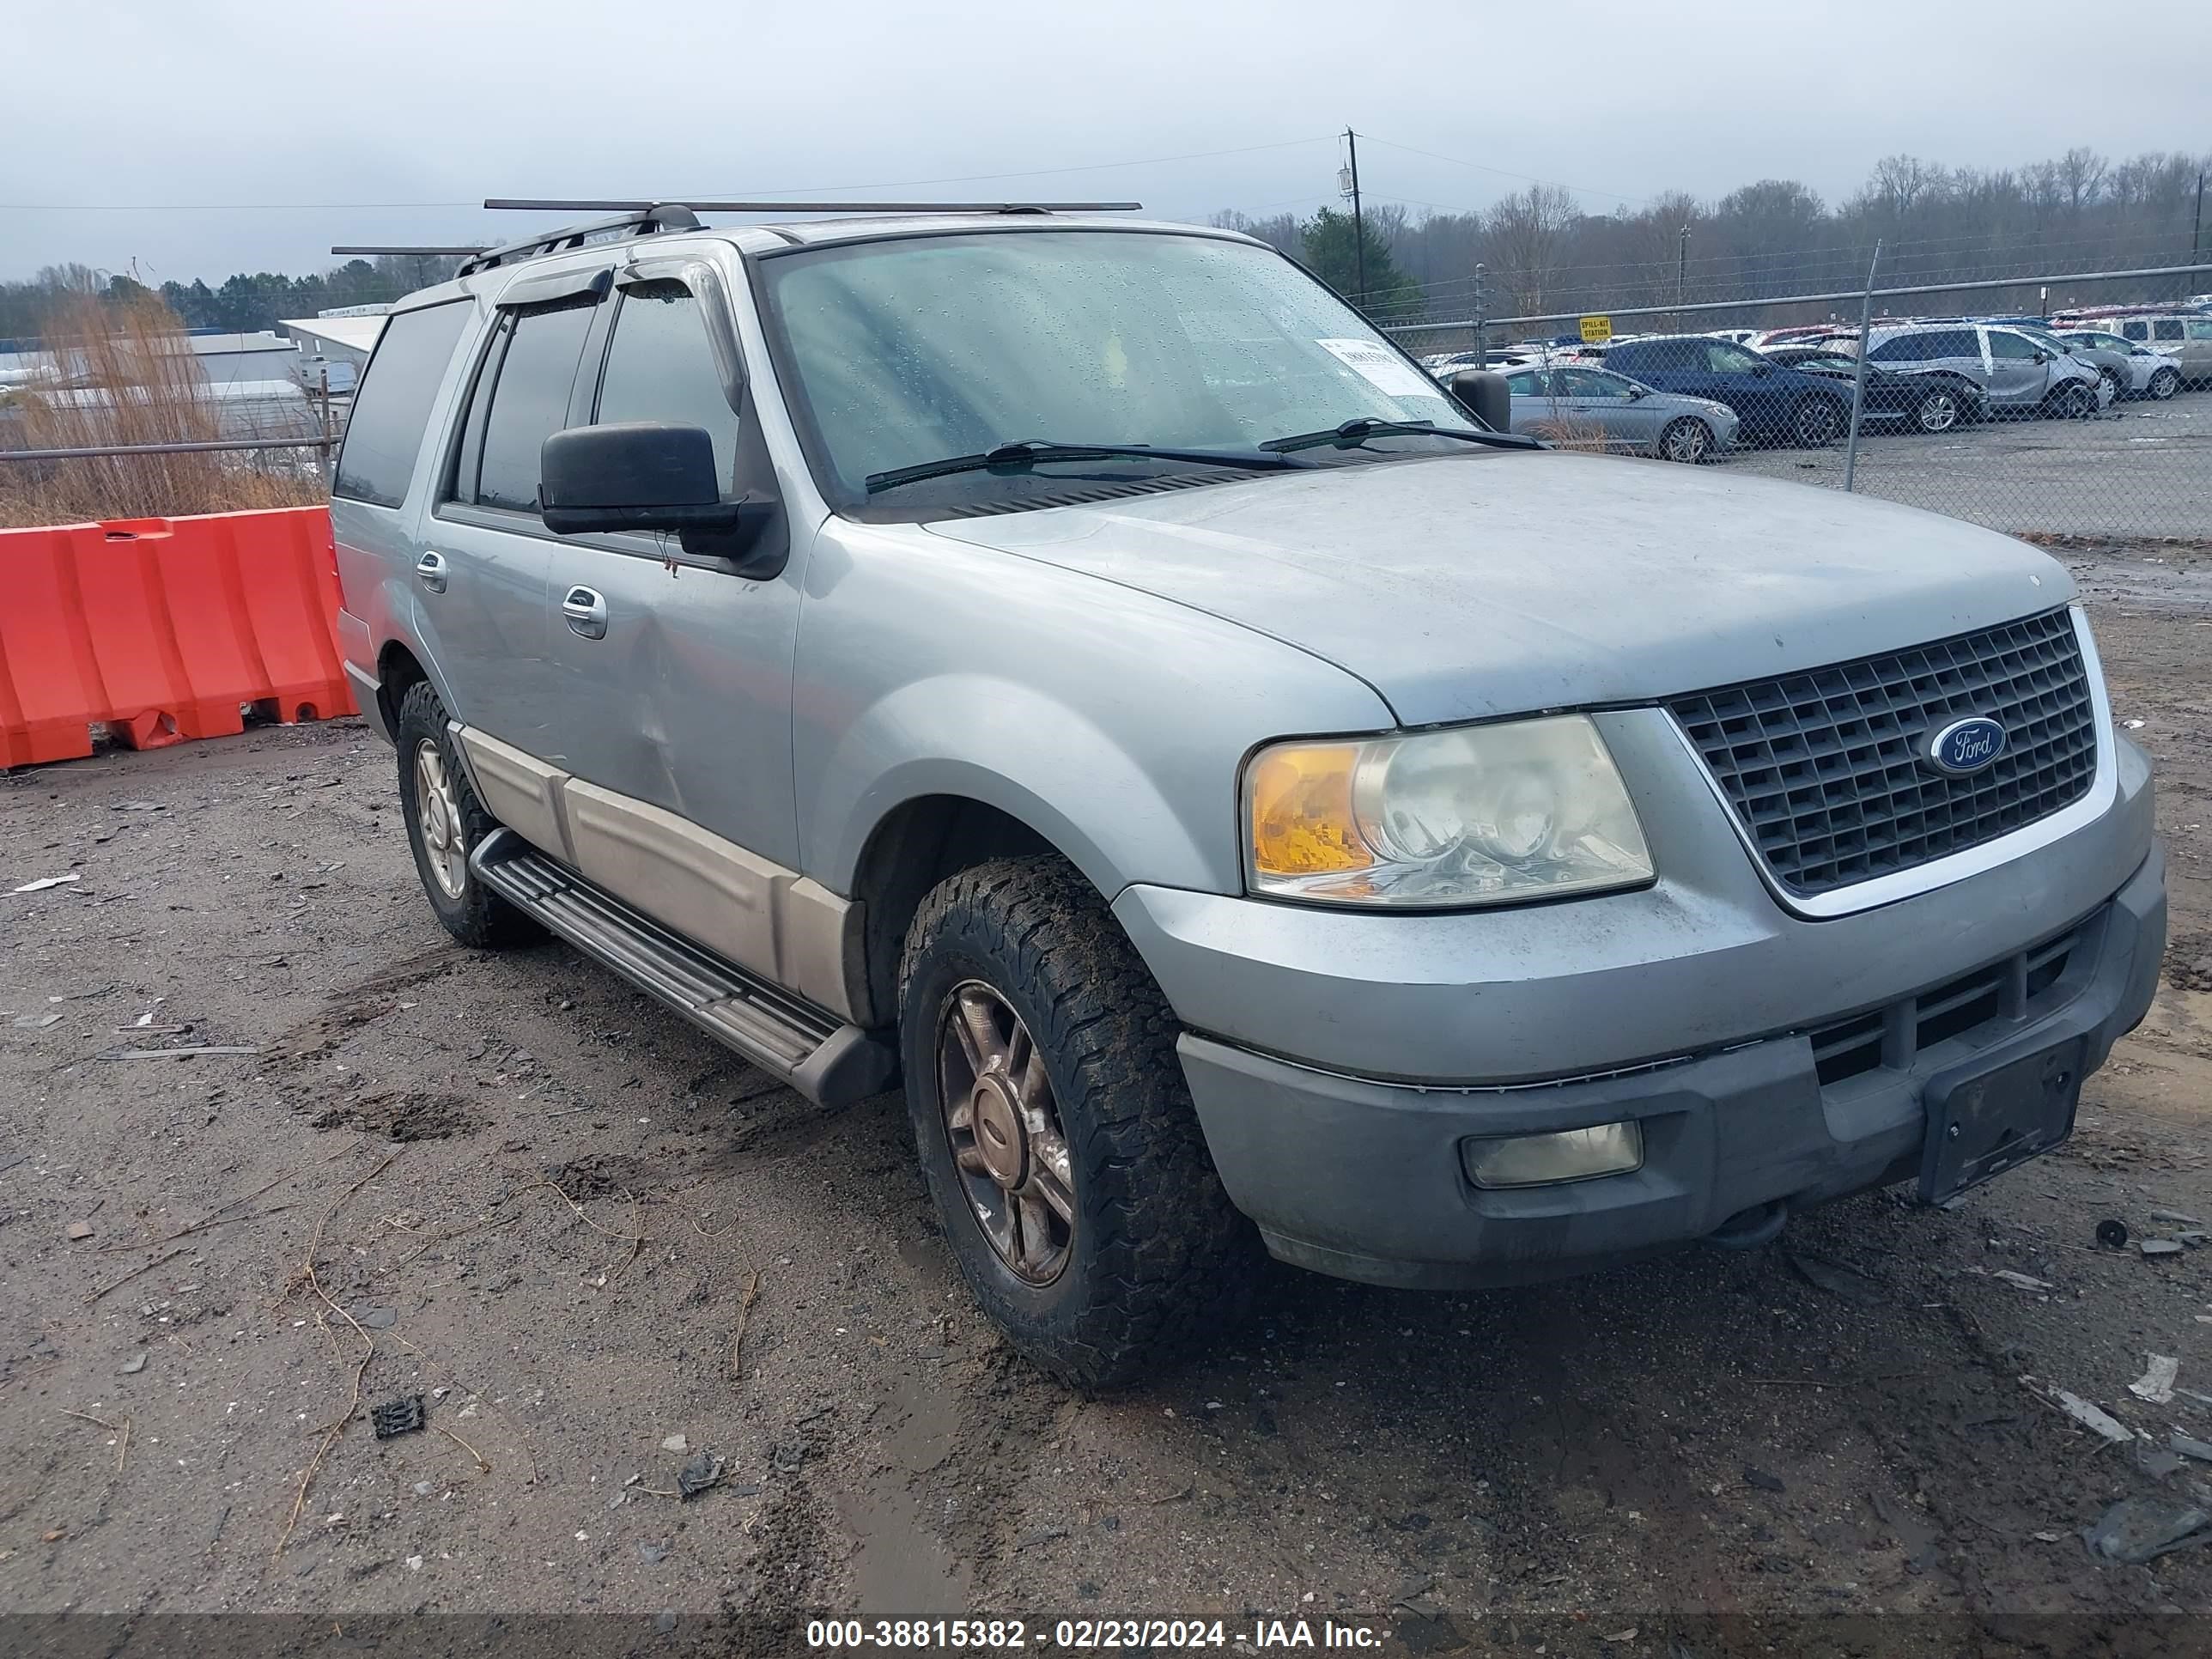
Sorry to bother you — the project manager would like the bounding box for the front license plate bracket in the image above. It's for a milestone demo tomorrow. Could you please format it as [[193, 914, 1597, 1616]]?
[[1917, 1037, 2085, 1205]]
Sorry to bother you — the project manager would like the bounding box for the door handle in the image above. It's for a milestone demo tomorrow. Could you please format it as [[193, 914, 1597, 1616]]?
[[562, 586, 608, 641], [415, 550, 449, 594]]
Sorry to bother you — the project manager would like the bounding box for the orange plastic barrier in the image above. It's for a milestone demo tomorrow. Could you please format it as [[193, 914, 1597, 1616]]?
[[0, 506, 355, 769]]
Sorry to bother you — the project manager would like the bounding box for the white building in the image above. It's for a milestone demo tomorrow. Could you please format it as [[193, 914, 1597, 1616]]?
[[279, 313, 388, 394]]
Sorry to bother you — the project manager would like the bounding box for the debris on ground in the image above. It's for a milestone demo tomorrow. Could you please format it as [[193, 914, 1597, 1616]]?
[[95, 1044, 259, 1061], [12, 874, 80, 893], [65, 1221, 94, 1242], [1743, 1468, 1786, 1494], [2049, 1389, 2136, 1444], [2148, 1211, 2206, 1227], [2096, 1218, 2130, 1248], [2083, 1497, 2212, 1564], [2129, 1355, 2181, 1405], [1993, 1269, 2056, 1291], [676, 1451, 724, 1498], [118, 1352, 146, 1376], [637, 1541, 669, 1564], [659, 1434, 688, 1454], [1787, 1249, 1884, 1304], [11, 1013, 63, 1030], [2140, 1239, 2186, 1257], [2172, 1433, 2212, 1464], [370, 1395, 426, 1440]]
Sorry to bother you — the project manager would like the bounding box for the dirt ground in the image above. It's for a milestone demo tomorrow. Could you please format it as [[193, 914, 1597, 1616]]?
[[3, 544, 2209, 1657]]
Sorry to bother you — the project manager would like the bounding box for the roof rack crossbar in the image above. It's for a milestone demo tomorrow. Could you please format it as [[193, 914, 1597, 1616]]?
[[455, 204, 704, 276], [331, 245, 490, 257], [484, 198, 1142, 216]]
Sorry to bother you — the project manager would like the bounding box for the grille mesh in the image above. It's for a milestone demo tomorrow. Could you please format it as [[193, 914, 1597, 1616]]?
[[1668, 609, 2098, 896]]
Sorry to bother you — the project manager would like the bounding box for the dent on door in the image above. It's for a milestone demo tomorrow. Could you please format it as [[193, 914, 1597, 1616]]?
[[448, 726, 866, 1023]]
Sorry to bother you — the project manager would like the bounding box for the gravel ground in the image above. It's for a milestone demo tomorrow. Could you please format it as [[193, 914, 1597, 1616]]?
[[1728, 388, 2212, 539], [2, 544, 2209, 1656]]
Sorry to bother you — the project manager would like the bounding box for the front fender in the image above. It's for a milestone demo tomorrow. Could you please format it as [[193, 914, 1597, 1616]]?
[[811, 675, 1214, 900]]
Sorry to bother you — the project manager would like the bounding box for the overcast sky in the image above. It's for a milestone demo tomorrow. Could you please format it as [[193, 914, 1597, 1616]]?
[[5, 0, 2209, 284]]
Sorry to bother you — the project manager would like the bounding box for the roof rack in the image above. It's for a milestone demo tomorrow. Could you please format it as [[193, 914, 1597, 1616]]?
[[331, 245, 491, 257], [452, 204, 705, 276], [483, 198, 1142, 216]]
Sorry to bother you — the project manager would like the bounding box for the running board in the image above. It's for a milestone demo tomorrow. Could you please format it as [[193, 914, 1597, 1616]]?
[[470, 829, 895, 1107]]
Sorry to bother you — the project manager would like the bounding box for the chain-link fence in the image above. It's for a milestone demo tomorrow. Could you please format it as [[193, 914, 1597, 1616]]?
[[1386, 257, 2212, 543]]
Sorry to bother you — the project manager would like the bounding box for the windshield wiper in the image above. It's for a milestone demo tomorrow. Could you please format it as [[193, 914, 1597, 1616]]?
[[1261, 416, 1538, 453], [865, 438, 1312, 495]]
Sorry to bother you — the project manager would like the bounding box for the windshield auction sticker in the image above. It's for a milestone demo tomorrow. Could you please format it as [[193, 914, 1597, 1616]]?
[[1314, 337, 1438, 400]]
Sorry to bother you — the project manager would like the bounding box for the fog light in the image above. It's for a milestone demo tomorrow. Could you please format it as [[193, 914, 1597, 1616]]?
[[1462, 1121, 1644, 1188]]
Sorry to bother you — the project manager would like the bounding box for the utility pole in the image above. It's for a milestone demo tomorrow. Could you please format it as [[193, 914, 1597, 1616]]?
[[2194, 171, 2205, 295], [1676, 224, 1690, 329], [1340, 128, 1367, 313]]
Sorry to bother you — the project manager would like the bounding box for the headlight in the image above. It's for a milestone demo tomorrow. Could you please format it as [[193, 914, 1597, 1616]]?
[[1243, 714, 1653, 908]]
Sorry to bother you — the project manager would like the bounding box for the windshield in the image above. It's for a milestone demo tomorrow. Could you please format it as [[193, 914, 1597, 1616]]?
[[756, 229, 1479, 505]]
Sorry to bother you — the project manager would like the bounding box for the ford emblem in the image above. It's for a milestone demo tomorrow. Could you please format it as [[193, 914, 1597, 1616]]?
[[1925, 716, 2007, 776]]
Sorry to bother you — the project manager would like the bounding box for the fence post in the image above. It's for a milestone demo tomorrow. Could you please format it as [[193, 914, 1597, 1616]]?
[[317, 368, 335, 491], [1841, 240, 1882, 495], [1472, 262, 1486, 361]]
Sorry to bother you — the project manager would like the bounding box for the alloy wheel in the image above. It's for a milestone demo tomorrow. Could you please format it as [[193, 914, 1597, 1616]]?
[[412, 738, 468, 900], [1915, 390, 1960, 433], [938, 981, 1075, 1285]]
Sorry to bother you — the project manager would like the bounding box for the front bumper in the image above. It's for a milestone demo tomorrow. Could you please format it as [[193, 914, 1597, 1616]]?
[[1115, 706, 2161, 1289], [1170, 847, 2163, 1289]]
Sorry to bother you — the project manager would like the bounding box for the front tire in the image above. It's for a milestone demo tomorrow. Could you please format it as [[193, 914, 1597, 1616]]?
[[1656, 417, 1712, 463], [898, 856, 1256, 1390], [393, 680, 536, 949], [2047, 382, 2096, 420], [2148, 366, 2180, 401], [1791, 394, 1844, 447]]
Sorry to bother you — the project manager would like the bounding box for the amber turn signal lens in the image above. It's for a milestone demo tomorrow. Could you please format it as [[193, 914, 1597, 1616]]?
[[1247, 743, 1371, 877]]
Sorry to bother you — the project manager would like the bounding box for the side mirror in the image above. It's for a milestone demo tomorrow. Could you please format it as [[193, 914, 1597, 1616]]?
[[2031, 349, 2051, 364], [542, 422, 734, 533], [1446, 368, 1510, 432], [541, 422, 778, 566], [1626, 384, 1647, 400]]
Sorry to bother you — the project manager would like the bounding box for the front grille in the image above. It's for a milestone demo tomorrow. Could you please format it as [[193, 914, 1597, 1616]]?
[[1668, 609, 2098, 897], [1811, 922, 2085, 1088]]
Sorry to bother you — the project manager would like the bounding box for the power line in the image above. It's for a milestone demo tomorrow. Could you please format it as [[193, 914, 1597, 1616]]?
[[0, 136, 1340, 215]]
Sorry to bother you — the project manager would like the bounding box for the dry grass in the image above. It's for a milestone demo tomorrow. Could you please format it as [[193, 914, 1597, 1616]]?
[[1525, 409, 1614, 453], [0, 292, 328, 528]]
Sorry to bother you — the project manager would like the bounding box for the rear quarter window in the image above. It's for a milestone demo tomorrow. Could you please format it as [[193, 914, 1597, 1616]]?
[[332, 301, 472, 507]]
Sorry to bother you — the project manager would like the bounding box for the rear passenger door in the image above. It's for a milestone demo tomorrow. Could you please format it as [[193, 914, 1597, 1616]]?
[[538, 258, 806, 882]]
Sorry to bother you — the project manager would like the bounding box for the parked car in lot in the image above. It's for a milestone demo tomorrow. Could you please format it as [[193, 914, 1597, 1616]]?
[[2057, 329, 2184, 400], [1757, 345, 1985, 433], [331, 203, 2166, 1386], [1586, 334, 1852, 447], [2057, 310, 2212, 387], [1497, 363, 1741, 459], [1859, 322, 2103, 419]]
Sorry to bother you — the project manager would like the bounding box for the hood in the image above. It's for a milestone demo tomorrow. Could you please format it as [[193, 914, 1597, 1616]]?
[[923, 451, 2072, 727]]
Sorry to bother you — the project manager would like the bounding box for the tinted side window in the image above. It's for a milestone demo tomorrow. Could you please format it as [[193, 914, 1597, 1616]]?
[[2118, 319, 2148, 341], [476, 300, 598, 514], [1503, 370, 1540, 394], [2190, 320, 2212, 340], [2153, 319, 2185, 341], [1988, 331, 2038, 361], [592, 281, 741, 491], [333, 301, 471, 507], [1869, 335, 1921, 362], [1926, 330, 1978, 359]]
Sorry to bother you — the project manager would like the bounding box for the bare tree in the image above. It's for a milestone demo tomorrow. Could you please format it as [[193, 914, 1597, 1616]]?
[[2057, 147, 2110, 214], [1485, 184, 1578, 314]]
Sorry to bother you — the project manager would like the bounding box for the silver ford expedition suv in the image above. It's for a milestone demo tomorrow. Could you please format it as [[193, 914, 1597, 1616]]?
[[331, 204, 2166, 1389]]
